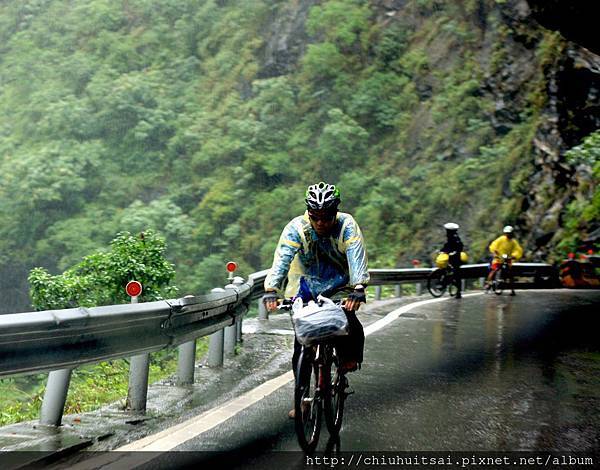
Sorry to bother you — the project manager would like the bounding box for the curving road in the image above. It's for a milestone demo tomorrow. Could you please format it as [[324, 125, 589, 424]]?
[[56, 290, 600, 469]]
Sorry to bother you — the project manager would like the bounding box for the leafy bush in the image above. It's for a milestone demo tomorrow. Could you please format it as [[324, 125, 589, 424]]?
[[29, 230, 176, 310]]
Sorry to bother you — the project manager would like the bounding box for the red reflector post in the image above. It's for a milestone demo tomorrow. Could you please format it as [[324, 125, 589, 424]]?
[[226, 261, 238, 273], [126, 280, 143, 297]]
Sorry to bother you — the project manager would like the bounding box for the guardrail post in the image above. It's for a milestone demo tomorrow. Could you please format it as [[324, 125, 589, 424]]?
[[208, 329, 224, 367], [461, 279, 466, 292], [224, 278, 244, 356], [236, 314, 243, 343], [206, 288, 227, 367], [126, 294, 150, 411], [224, 322, 237, 357], [127, 353, 150, 411], [40, 368, 72, 426], [395, 285, 402, 297], [177, 340, 196, 385], [479, 277, 485, 288], [374, 286, 382, 300]]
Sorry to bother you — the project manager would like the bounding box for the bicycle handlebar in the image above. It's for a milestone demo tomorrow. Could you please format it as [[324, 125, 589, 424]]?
[[277, 296, 346, 312]]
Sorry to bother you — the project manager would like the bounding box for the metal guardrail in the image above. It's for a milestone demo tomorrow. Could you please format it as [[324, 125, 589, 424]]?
[[0, 262, 556, 426], [0, 280, 251, 377], [0, 263, 556, 377]]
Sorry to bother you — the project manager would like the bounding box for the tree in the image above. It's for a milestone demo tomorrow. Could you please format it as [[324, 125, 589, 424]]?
[[28, 230, 177, 310]]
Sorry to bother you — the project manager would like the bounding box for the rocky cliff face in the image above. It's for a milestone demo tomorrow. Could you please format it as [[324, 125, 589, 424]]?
[[501, 1, 599, 259], [259, 0, 599, 261], [258, 0, 319, 78]]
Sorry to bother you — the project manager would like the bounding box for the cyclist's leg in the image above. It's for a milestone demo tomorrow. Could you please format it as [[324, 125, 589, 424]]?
[[345, 310, 364, 370], [454, 275, 462, 298], [450, 255, 462, 298], [289, 337, 303, 418], [485, 263, 499, 290]]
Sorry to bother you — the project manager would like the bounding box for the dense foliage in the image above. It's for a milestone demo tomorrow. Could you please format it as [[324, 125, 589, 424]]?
[[559, 131, 600, 253], [0, 0, 596, 312]]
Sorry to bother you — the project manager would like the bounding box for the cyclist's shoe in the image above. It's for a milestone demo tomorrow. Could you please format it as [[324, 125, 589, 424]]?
[[288, 401, 310, 419], [455, 292, 462, 299], [510, 291, 516, 296], [483, 283, 491, 292]]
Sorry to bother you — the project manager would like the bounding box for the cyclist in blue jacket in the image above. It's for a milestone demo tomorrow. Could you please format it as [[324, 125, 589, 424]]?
[[263, 182, 369, 417]]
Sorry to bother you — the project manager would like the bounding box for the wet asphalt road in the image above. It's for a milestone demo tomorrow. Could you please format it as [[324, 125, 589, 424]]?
[[138, 290, 600, 468]]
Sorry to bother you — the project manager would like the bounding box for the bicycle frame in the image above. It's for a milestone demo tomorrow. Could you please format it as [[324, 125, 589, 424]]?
[[427, 262, 460, 298], [280, 297, 350, 453], [492, 255, 514, 295]]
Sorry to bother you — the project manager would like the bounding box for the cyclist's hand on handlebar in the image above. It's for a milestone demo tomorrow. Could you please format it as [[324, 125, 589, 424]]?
[[262, 291, 278, 312], [344, 285, 366, 312]]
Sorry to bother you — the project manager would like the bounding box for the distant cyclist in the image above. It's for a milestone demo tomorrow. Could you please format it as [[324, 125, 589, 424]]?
[[437, 222, 465, 299], [262, 182, 369, 417], [484, 225, 523, 295]]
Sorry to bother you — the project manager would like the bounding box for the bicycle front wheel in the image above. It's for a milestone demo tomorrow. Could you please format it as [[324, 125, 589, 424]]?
[[427, 269, 447, 297], [324, 348, 346, 435], [294, 348, 322, 454]]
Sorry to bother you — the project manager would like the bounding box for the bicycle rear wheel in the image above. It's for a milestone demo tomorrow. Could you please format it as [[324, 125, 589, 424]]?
[[294, 348, 322, 453], [324, 348, 346, 435], [427, 269, 447, 297]]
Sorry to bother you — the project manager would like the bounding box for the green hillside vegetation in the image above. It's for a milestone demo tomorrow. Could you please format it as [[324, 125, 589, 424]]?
[[0, 0, 596, 310]]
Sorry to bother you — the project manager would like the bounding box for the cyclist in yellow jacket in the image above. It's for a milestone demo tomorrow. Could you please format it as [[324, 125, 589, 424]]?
[[484, 225, 523, 294]]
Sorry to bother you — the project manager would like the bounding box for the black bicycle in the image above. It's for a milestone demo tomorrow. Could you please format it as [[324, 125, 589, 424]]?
[[427, 253, 460, 298], [279, 297, 351, 454], [490, 254, 515, 295]]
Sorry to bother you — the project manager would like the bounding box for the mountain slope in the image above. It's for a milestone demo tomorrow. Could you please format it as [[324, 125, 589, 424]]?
[[0, 0, 597, 312]]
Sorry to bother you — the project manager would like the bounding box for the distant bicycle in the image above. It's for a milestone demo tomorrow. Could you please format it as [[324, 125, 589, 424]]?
[[490, 254, 515, 295], [427, 252, 460, 298], [279, 296, 352, 454]]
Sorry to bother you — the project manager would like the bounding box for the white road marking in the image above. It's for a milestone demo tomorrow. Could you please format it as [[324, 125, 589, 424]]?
[[118, 371, 294, 451], [76, 293, 481, 466]]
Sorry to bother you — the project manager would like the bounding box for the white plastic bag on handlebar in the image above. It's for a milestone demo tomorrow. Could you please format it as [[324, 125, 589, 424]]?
[[291, 295, 348, 346]]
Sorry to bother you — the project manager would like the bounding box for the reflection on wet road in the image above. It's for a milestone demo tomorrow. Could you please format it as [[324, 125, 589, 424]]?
[[351, 290, 599, 452]]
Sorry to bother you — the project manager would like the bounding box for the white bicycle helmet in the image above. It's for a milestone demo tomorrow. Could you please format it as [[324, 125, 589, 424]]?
[[503, 225, 514, 233], [305, 182, 341, 210], [443, 222, 459, 230]]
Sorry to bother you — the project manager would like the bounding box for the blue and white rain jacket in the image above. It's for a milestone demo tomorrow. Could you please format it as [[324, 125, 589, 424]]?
[[264, 211, 370, 298]]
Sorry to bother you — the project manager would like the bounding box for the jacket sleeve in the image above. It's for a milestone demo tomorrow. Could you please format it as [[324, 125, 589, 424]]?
[[343, 217, 370, 287], [489, 236, 501, 255], [264, 221, 302, 293], [511, 240, 524, 260]]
